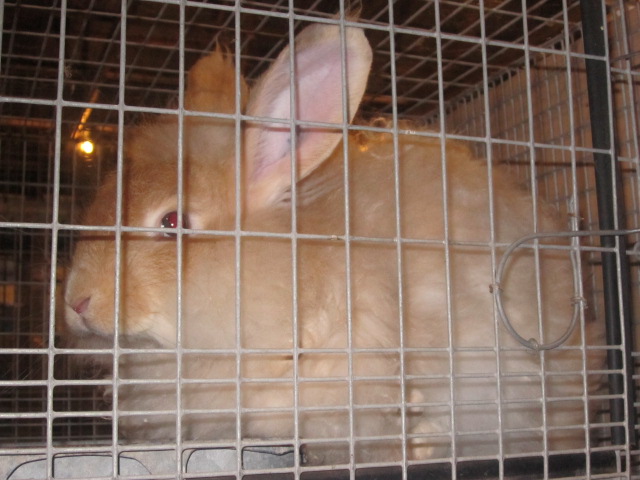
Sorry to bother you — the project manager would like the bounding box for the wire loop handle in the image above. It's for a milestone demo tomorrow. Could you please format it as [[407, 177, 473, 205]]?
[[494, 227, 640, 351]]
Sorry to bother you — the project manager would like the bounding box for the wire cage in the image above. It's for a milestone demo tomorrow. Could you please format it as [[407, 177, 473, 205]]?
[[1, 0, 639, 479]]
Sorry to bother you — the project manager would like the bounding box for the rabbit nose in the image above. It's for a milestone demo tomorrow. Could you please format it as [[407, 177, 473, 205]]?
[[72, 296, 91, 315]]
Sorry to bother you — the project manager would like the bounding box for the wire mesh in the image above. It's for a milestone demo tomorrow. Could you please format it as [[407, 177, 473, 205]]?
[[1, 1, 638, 479]]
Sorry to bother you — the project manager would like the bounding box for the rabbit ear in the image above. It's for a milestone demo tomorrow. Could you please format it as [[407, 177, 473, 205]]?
[[186, 47, 249, 114], [244, 23, 372, 211]]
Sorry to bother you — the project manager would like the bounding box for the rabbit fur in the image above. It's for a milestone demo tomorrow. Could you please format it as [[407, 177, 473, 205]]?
[[64, 23, 603, 464]]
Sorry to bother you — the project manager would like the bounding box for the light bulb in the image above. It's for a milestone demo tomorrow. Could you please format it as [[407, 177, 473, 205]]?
[[79, 139, 94, 155]]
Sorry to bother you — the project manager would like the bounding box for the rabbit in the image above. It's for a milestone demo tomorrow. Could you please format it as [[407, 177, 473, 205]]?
[[63, 23, 604, 465]]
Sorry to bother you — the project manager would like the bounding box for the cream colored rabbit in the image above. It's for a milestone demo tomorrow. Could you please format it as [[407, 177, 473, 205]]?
[[64, 23, 602, 464]]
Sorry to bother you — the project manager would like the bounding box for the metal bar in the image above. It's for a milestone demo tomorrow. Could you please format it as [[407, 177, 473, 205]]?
[[579, 0, 637, 447]]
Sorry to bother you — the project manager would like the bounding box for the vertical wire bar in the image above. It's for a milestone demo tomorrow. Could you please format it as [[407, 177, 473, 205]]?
[[111, 0, 129, 469], [579, 0, 638, 449], [233, 4, 243, 476], [559, 0, 593, 473], [431, 1, 457, 475], [48, 0, 69, 475], [337, 9, 356, 479], [384, 3, 409, 476], [286, 1, 301, 474], [28, 140, 39, 402], [518, 3, 550, 475], [175, 0, 186, 474], [477, 1, 505, 477]]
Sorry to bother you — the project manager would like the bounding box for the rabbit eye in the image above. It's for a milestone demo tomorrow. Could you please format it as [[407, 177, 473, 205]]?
[[160, 211, 189, 236]]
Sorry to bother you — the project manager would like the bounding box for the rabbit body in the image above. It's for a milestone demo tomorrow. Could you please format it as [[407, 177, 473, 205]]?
[[64, 24, 601, 464]]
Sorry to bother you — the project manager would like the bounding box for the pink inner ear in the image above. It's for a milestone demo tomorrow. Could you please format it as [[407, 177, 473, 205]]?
[[251, 125, 291, 180], [251, 43, 346, 180], [295, 43, 345, 123]]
